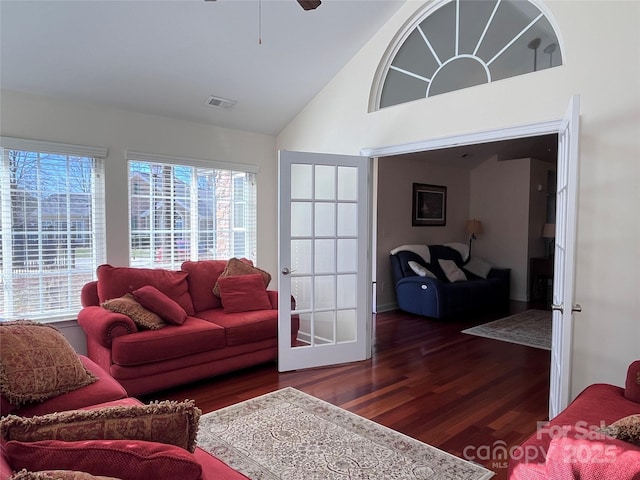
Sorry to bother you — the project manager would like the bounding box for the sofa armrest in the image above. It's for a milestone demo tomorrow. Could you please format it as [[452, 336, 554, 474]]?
[[266, 290, 297, 310], [77, 306, 138, 348], [394, 276, 445, 318]]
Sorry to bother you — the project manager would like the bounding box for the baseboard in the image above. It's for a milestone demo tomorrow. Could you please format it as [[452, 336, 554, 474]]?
[[376, 302, 397, 313]]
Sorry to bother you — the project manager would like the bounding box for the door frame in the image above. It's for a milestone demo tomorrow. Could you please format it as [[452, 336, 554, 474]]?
[[361, 116, 571, 412]]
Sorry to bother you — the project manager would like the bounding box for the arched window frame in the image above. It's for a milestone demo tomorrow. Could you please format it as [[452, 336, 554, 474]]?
[[369, 0, 566, 112]]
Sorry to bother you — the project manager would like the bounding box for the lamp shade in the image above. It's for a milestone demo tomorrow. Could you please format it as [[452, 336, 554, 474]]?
[[465, 219, 483, 235], [542, 223, 556, 238]]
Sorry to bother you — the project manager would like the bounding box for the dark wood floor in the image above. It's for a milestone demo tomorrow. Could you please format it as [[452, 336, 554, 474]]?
[[145, 303, 551, 479]]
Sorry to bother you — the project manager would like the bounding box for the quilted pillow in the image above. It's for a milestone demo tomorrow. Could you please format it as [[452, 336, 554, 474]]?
[[600, 414, 640, 446], [213, 258, 271, 297], [5, 440, 201, 480], [0, 399, 201, 453], [438, 259, 467, 283], [101, 294, 165, 330], [96, 264, 195, 315], [132, 285, 187, 325], [10, 469, 120, 480], [218, 274, 273, 313], [0, 321, 97, 407]]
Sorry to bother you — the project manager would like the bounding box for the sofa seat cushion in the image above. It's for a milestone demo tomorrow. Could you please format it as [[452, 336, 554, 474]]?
[[96, 264, 195, 315], [196, 309, 278, 346], [181, 260, 227, 312], [1, 356, 127, 418], [109, 338, 278, 380], [111, 317, 225, 366]]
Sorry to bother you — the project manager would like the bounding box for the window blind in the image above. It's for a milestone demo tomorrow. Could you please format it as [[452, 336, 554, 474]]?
[[0, 137, 107, 322], [127, 153, 257, 270]]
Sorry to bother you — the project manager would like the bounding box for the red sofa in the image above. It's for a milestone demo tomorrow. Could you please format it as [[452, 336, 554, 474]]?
[[1, 355, 248, 480], [78, 260, 299, 397], [508, 360, 640, 479]]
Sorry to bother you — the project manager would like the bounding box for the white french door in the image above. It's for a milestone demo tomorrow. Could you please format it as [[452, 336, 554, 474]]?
[[549, 95, 581, 419], [277, 150, 371, 372]]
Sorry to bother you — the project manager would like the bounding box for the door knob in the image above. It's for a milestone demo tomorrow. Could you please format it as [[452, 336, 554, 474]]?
[[281, 267, 291, 275], [551, 303, 563, 314]]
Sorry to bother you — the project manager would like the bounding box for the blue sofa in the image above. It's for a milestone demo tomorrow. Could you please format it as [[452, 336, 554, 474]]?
[[389, 245, 510, 319]]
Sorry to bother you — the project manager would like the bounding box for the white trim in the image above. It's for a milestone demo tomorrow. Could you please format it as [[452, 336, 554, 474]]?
[[361, 120, 561, 158], [126, 150, 259, 174], [0, 136, 108, 158]]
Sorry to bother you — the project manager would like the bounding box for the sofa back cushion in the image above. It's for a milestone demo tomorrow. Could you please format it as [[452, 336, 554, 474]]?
[[96, 265, 194, 315], [181, 260, 227, 312]]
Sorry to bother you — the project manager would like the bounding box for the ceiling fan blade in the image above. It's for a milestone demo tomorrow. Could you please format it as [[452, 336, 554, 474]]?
[[297, 0, 321, 10]]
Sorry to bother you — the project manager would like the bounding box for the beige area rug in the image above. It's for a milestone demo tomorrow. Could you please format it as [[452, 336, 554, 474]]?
[[462, 309, 552, 350], [197, 387, 494, 480]]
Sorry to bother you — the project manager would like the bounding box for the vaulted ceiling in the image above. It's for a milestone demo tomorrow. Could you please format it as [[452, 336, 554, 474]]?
[[0, 0, 404, 136]]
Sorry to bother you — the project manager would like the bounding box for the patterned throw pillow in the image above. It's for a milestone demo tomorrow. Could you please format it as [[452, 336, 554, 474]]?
[[212, 258, 272, 297], [599, 414, 640, 446], [101, 294, 165, 330], [0, 400, 201, 453], [0, 321, 97, 407]]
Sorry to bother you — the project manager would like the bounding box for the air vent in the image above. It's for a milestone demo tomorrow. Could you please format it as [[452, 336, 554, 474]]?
[[205, 95, 237, 109]]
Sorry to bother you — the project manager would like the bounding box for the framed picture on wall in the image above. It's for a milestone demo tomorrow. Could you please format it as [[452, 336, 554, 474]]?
[[412, 183, 446, 226]]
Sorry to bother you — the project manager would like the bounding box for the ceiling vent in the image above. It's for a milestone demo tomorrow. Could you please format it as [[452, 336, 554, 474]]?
[[205, 95, 237, 109]]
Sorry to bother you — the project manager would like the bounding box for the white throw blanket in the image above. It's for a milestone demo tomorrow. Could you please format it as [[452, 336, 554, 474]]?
[[389, 244, 430, 264]]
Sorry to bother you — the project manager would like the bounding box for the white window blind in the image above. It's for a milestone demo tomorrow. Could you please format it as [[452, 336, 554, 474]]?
[[127, 152, 257, 270], [0, 137, 107, 322]]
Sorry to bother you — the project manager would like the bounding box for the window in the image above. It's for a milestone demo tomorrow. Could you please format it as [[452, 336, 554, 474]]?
[[375, 0, 563, 109], [0, 137, 107, 322], [128, 153, 257, 269]]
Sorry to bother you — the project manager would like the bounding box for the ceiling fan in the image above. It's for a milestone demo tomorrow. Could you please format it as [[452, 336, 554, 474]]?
[[205, 0, 321, 10]]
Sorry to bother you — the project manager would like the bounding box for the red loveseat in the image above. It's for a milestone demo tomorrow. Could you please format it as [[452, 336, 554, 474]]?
[[78, 260, 299, 397], [508, 360, 640, 479], [1, 355, 248, 480]]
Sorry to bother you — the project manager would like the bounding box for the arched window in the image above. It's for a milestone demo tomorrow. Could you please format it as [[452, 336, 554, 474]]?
[[374, 0, 563, 109]]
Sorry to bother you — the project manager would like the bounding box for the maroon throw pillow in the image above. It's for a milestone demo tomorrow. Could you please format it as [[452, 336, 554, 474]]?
[[217, 274, 272, 313], [132, 285, 188, 325], [5, 440, 202, 480], [625, 360, 640, 403]]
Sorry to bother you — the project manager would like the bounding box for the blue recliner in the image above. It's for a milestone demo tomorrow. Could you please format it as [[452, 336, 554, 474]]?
[[389, 245, 510, 319]]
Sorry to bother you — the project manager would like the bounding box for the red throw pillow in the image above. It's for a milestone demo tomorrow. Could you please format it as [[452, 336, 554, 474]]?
[[132, 285, 188, 325], [5, 440, 202, 480], [217, 274, 272, 313], [625, 360, 640, 403]]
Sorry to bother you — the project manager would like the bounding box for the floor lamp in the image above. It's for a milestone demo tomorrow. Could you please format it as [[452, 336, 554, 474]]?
[[465, 219, 483, 258]]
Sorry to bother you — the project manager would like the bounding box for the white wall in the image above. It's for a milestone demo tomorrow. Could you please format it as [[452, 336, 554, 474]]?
[[469, 156, 531, 301], [277, 0, 640, 397], [0, 90, 278, 352]]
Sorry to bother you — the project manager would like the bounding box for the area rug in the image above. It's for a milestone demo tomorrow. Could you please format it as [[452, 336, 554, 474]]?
[[197, 387, 494, 479], [461, 309, 551, 350]]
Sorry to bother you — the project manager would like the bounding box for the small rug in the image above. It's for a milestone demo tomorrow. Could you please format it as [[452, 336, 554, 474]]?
[[197, 387, 494, 480], [462, 309, 551, 350]]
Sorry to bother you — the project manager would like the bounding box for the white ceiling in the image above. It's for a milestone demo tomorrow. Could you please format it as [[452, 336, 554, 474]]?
[[0, 0, 404, 136]]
